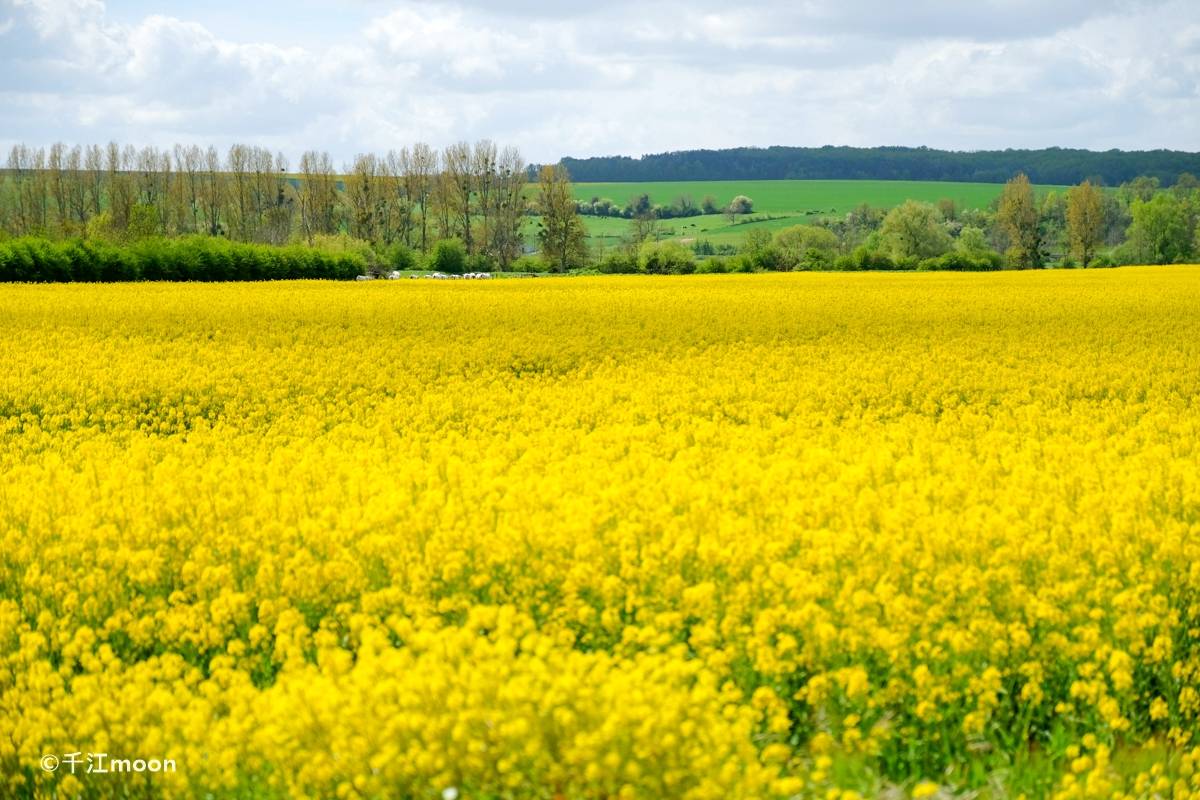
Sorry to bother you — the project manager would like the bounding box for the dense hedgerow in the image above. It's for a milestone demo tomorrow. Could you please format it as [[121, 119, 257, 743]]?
[[917, 250, 1005, 271], [0, 236, 365, 282]]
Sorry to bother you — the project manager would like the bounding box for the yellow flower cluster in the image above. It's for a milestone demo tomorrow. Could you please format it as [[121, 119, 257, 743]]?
[[2, 270, 1200, 799]]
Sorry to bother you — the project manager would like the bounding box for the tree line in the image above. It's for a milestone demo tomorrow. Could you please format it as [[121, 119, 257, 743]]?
[[559, 146, 1200, 186], [595, 173, 1200, 275], [0, 140, 576, 274], [575, 192, 754, 220], [2, 140, 1197, 281]]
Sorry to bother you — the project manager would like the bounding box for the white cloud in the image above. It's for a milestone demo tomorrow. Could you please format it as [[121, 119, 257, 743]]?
[[0, 0, 1196, 162]]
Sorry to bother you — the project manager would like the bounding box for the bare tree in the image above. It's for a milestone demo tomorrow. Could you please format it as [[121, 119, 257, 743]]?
[[386, 147, 416, 248], [105, 142, 135, 232], [386, 149, 415, 247], [6, 145, 49, 235], [264, 151, 295, 245], [248, 146, 277, 241], [84, 144, 104, 220], [48, 142, 69, 235], [345, 153, 380, 243], [132, 146, 170, 234], [174, 144, 204, 234], [0, 163, 7, 234], [431, 168, 455, 243], [489, 145, 527, 269], [472, 139, 498, 256], [298, 150, 338, 242], [66, 145, 89, 229], [227, 144, 252, 241], [410, 142, 437, 252], [200, 145, 224, 236], [443, 140, 473, 253]]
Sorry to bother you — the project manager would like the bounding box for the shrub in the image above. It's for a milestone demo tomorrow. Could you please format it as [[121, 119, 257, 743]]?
[[382, 243, 419, 272], [465, 253, 496, 274], [775, 225, 840, 271], [729, 255, 756, 273], [728, 195, 754, 215], [695, 257, 729, 274], [127, 204, 161, 241], [510, 255, 546, 274], [597, 251, 640, 274], [917, 251, 1002, 272], [638, 241, 696, 275], [843, 247, 898, 271], [740, 229, 785, 271], [311, 234, 378, 272], [429, 239, 467, 275]]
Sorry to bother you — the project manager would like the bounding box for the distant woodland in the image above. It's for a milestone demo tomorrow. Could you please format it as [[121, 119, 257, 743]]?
[[558, 146, 1200, 186]]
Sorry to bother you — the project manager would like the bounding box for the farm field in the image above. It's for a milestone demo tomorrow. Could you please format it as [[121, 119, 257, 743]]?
[[2, 270, 1200, 799], [569, 178, 1059, 214], [558, 178, 1070, 250]]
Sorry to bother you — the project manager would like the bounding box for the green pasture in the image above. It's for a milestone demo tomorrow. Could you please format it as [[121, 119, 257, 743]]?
[[562, 178, 1070, 251], [570, 178, 1070, 215]]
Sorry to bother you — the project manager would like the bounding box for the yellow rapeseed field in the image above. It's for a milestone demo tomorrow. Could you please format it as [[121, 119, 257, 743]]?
[[2, 269, 1200, 799]]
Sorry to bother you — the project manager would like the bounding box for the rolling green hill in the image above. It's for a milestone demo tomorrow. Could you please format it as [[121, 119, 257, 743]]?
[[571, 178, 1064, 215], [558, 178, 1068, 250]]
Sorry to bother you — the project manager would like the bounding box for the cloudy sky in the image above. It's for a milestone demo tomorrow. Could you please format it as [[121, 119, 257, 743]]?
[[1, 0, 1198, 163]]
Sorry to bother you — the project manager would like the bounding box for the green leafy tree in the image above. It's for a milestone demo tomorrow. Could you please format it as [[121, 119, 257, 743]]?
[[1173, 172, 1199, 199], [638, 240, 695, 274], [997, 173, 1042, 269], [740, 228, 783, 270], [537, 165, 587, 272], [126, 204, 160, 242], [880, 200, 952, 261], [725, 195, 754, 222], [774, 225, 839, 270], [1127, 194, 1190, 264], [1066, 181, 1105, 267], [631, 210, 658, 244], [1122, 175, 1160, 203], [955, 226, 990, 256]]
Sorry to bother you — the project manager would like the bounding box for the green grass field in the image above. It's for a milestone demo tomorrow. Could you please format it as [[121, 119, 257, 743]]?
[[570, 178, 1055, 215], [561, 178, 1068, 251]]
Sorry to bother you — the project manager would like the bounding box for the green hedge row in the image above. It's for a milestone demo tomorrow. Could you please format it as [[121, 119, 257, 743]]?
[[0, 237, 366, 282], [831, 247, 1003, 272]]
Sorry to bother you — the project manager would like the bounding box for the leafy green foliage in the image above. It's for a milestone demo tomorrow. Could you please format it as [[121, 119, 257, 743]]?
[[637, 240, 696, 274], [0, 237, 364, 282], [1126, 194, 1191, 264], [429, 238, 468, 274], [881, 201, 953, 261], [561, 145, 1200, 185], [775, 225, 840, 270]]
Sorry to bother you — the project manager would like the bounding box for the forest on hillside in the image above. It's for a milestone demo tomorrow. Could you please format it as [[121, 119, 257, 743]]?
[[559, 146, 1200, 186]]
